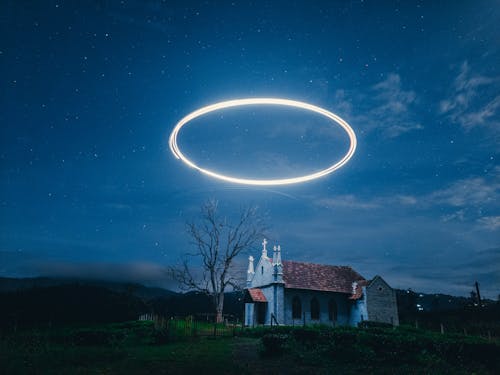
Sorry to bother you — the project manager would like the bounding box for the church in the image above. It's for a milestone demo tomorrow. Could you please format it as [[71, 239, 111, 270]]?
[[244, 239, 399, 327]]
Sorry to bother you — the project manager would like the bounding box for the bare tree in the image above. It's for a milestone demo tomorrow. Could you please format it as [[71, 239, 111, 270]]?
[[170, 199, 266, 322]]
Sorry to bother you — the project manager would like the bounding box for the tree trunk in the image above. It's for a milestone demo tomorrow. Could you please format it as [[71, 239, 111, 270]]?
[[216, 292, 224, 323]]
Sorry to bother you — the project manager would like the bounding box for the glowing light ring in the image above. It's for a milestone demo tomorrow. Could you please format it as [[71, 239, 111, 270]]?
[[169, 98, 357, 186]]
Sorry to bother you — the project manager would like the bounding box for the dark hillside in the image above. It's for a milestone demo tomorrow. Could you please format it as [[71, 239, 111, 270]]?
[[0, 284, 148, 329]]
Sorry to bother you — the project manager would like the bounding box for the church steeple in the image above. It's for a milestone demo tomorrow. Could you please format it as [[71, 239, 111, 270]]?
[[272, 245, 282, 265], [246, 256, 255, 287], [272, 244, 283, 283], [261, 238, 268, 258], [247, 255, 255, 281]]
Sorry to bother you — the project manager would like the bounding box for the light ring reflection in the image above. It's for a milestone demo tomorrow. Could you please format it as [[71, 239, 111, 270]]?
[[168, 98, 356, 186]]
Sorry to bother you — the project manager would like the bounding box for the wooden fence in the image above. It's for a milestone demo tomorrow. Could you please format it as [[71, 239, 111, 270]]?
[[139, 314, 244, 338]]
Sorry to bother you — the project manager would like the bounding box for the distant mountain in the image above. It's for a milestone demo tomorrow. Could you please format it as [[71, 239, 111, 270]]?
[[395, 289, 476, 314], [0, 284, 148, 328], [0, 276, 178, 300]]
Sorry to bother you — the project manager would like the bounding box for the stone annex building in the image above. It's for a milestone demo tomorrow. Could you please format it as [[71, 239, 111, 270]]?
[[244, 239, 399, 327]]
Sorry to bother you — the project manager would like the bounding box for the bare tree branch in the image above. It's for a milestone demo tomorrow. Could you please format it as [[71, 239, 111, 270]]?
[[169, 199, 266, 322]]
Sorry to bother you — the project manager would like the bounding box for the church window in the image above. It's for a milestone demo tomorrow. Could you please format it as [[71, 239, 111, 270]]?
[[311, 297, 320, 320], [292, 296, 301, 319], [261, 266, 264, 275], [328, 299, 338, 322]]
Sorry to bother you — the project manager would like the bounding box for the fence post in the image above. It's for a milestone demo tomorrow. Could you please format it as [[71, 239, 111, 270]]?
[[440, 323, 444, 335], [463, 328, 467, 336]]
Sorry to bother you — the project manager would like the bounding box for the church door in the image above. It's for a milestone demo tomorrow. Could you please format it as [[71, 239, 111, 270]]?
[[256, 302, 267, 324]]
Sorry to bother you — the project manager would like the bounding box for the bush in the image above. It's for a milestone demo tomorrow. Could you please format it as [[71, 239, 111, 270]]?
[[261, 333, 290, 357], [292, 327, 321, 344], [358, 321, 394, 329], [246, 324, 500, 372]]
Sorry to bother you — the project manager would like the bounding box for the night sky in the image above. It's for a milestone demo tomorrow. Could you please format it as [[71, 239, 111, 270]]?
[[1, 0, 499, 298]]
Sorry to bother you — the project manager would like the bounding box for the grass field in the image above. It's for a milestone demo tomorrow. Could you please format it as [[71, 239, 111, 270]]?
[[0, 321, 240, 374], [1, 321, 499, 374]]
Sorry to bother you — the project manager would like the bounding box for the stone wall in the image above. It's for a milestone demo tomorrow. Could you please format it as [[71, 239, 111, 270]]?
[[365, 276, 399, 326]]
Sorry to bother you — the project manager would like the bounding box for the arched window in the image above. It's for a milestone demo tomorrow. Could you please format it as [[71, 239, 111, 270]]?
[[311, 297, 320, 320], [292, 296, 302, 319], [328, 299, 338, 322]]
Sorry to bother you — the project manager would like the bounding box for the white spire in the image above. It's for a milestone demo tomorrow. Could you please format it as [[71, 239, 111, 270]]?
[[247, 255, 255, 281], [276, 244, 282, 265], [262, 238, 268, 258], [273, 245, 282, 265]]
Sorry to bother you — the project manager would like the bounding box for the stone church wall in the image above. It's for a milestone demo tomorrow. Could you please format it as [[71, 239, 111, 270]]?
[[365, 276, 399, 326]]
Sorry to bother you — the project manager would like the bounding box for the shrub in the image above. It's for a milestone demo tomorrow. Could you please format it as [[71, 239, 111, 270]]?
[[261, 333, 290, 357], [358, 321, 394, 329], [291, 327, 321, 344]]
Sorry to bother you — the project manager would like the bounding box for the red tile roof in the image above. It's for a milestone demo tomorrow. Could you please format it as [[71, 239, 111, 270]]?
[[247, 288, 267, 302], [282, 260, 366, 297]]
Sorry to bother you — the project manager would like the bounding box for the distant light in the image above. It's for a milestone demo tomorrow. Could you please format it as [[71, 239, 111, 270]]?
[[168, 98, 357, 186]]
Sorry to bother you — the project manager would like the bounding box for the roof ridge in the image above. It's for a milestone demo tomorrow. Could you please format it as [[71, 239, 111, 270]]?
[[282, 259, 355, 269]]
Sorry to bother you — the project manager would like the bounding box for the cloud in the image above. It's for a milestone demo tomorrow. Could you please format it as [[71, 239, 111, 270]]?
[[476, 216, 500, 231], [311, 175, 499, 233], [382, 123, 423, 138], [313, 194, 417, 211], [425, 177, 500, 207], [439, 61, 500, 130], [396, 195, 418, 205], [386, 248, 500, 299], [441, 209, 466, 223], [252, 151, 302, 177], [315, 195, 380, 210], [33, 260, 177, 289], [333, 74, 423, 138], [370, 74, 423, 138], [372, 73, 417, 113]]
